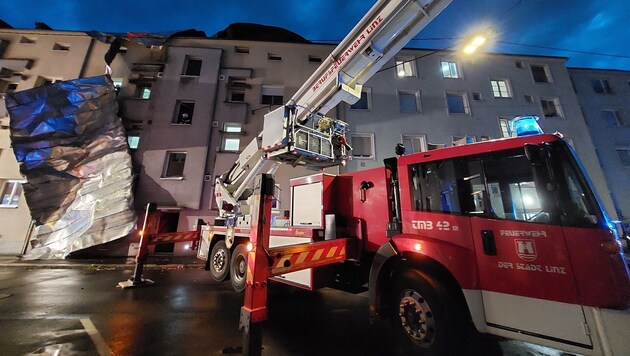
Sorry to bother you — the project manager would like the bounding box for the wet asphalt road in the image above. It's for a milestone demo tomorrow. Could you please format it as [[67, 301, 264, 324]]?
[[0, 260, 573, 356]]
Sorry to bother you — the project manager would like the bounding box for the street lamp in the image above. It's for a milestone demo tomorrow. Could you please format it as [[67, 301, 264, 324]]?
[[462, 35, 488, 54]]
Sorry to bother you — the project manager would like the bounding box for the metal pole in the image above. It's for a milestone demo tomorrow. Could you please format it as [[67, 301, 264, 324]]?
[[118, 202, 157, 289]]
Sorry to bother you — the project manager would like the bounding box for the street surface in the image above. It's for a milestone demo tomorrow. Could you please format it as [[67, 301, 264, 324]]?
[[0, 257, 577, 355]]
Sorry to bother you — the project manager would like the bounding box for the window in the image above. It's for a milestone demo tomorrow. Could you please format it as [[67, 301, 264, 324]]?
[[235, 46, 250, 54], [222, 122, 242, 133], [602, 110, 624, 126], [162, 152, 186, 178], [531, 64, 551, 83], [617, 148, 630, 167], [112, 78, 124, 89], [221, 138, 241, 152], [401, 134, 427, 154], [308, 55, 322, 63], [592, 79, 613, 94], [350, 88, 371, 110], [490, 79, 512, 98], [173, 101, 195, 124], [182, 57, 202, 76], [472, 92, 482, 101], [445, 92, 470, 114], [524, 95, 534, 103], [227, 77, 248, 102], [268, 53, 282, 61], [1, 180, 24, 207], [136, 84, 151, 99], [36, 76, 59, 87], [452, 135, 476, 146], [395, 57, 416, 77], [409, 160, 461, 213], [398, 90, 421, 113], [440, 61, 460, 79], [20, 36, 36, 44], [515, 61, 524, 68], [0, 81, 18, 94], [53, 43, 70, 51], [127, 136, 140, 149], [540, 97, 563, 118], [499, 118, 511, 138], [261, 85, 284, 105], [349, 133, 375, 159]]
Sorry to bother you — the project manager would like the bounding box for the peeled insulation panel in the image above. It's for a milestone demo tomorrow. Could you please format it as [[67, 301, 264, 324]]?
[[5, 75, 136, 259]]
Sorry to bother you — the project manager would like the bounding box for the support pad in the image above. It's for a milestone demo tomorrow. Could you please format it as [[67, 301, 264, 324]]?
[[117, 278, 155, 289]]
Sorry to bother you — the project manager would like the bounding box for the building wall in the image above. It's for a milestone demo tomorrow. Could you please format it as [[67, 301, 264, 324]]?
[[340, 49, 616, 218], [569, 68, 630, 222]]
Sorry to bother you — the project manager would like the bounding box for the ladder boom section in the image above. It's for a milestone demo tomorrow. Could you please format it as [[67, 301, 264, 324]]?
[[262, 0, 452, 168]]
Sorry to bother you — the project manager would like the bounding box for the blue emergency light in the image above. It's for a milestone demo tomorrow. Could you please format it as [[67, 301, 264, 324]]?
[[510, 116, 544, 137]]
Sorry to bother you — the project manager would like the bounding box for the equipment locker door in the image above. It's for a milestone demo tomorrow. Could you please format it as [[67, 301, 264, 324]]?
[[464, 152, 592, 348]]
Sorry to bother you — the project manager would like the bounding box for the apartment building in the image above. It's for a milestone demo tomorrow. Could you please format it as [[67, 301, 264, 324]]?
[[0, 23, 617, 256], [569, 68, 630, 222]]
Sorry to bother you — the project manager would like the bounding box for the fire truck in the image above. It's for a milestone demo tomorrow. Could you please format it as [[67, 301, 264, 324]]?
[[135, 0, 630, 354]]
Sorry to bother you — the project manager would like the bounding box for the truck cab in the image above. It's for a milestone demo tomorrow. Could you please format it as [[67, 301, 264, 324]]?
[[366, 131, 630, 354]]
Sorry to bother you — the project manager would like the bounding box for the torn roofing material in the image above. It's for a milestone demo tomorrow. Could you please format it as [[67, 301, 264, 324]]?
[[5, 75, 136, 259]]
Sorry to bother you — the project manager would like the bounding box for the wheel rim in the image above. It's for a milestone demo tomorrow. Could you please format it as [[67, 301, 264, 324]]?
[[233, 254, 246, 283], [398, 289, 436, 346], [212, 248, 227, 273]]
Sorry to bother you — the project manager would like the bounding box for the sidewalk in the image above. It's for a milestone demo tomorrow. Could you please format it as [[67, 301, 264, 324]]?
[[0, 255, 205, 269]]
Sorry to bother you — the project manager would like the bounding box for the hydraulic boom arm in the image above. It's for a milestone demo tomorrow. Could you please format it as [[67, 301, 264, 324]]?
[[215, 0, 452, 218]]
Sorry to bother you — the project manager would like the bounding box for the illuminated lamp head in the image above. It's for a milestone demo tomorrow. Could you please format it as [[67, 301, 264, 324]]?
[[510, 115, 544, 137]]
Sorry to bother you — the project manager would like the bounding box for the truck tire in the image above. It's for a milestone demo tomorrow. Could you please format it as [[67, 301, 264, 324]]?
[[209, 240, 230, 282], [230, 244, 248, 292], [390, 269, 470, 356]]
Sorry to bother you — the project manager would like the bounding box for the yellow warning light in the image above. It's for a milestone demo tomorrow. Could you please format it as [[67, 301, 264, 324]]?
[[246, 242, 254, 252], [414, 243, 422, 252]]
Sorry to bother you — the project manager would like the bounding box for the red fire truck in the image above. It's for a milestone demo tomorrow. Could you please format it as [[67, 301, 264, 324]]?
[[129, 0, 630, 354]]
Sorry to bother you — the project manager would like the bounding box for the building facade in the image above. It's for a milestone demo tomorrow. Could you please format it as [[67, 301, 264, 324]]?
[[569, 68, 630, 223], [0, 25, 619, 256]]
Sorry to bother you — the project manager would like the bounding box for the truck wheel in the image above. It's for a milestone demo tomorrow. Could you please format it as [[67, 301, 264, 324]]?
[[230, 244, 248, 292], [209, 240, 230, 282], [390, 270, 469, 356]]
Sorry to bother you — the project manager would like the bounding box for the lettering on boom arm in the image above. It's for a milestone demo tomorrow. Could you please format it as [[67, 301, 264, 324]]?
[[311, 15, 384, 94]]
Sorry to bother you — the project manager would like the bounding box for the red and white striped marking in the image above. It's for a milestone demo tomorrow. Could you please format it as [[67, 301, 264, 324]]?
[[148, 231, 200, 245]]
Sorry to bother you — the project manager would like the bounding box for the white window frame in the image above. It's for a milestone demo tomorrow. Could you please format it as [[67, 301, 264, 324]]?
[[1, 180, 25, 208], [395, 57, 416, 78], [137, 84, 151, 99], [221, 137, 241, 152], [398, 90, 421, 113], [445, 92, 471, 115], [401, 134, 427, 154], [540, 97, 564, 119], [490, 79, 512, 98], [350, 87, 372, 111], [162, 152, 187, 179], [349, 132, 375, 159], [617, 147, 630, 168], [498, 118, 511, 138], [530, 64, 552, 83], [440, 60, 461, 79], [261, 85, 284, 106]]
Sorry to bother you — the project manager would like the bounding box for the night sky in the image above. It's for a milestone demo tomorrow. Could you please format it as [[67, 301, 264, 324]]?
[[1, 0, 628, 70]]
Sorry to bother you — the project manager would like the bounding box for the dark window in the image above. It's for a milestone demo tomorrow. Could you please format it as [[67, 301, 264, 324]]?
[[446, 93, 469, 114], [268, 53, 282, 61], [308, 55, 322, 63], [592, 79, 613, 94], [235, 46, 250, 54], [173, 101, 195, 124], [531, 65, 550, 83], [350, 91, 370, 110], [163, 152, 186, 178], [183, 57, 202, 76], [261, 85, 284, 105], [409, 160, 461, 213]]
